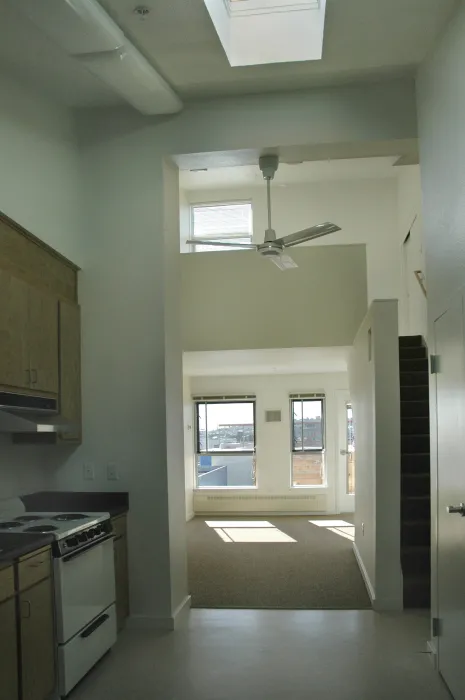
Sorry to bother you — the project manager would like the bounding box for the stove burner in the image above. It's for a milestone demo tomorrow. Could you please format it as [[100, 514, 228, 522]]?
[[14, 515, 43, 522], [0, 521, 22, 529], [53, 513, 87, 522], [24, 525, 58, 533]]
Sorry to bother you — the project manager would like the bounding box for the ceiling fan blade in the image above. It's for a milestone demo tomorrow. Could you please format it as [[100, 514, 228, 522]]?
[[269, 254, 299, 271], [275, 222, 341, 248], [186, 239, 257, 249]]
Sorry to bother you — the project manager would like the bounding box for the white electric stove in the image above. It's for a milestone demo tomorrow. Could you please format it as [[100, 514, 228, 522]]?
[[0, 499, 117, 697]]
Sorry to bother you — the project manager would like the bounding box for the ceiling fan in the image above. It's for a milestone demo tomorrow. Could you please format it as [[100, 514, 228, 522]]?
[[186, 155, 342, 270]]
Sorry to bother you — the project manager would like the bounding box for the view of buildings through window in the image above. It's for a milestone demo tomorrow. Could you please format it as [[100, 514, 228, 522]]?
[[291, 398, 325, 487], [195, 401, 256, 487]]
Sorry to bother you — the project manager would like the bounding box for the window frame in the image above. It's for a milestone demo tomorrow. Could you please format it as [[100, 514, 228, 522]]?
[[194, 398, 257, 489], [290, 396, 326, 488], [189, 200, 253, 250]]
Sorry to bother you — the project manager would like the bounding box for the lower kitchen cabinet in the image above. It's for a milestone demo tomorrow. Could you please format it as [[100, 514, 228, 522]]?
[[20, 576, 56, 700], [0, 596, 19, 700], [112, 515, 130, 631]]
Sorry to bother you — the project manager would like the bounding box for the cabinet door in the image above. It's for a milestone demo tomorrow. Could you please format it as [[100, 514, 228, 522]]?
[[20, 578, 56, 700], [0, 269, 30, 390], [113, 521, 130, 631], [0, 597, 19, 700], [58, 301, 82, 442], [28, 288, 59, 394]]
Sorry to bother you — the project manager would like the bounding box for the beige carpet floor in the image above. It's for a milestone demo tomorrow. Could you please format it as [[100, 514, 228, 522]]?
[[187, 515, 371, 610]]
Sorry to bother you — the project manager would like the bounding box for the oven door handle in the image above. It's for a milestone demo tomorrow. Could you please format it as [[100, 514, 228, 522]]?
[[80, 613, 110, 639], [61, 534, 114, 563]]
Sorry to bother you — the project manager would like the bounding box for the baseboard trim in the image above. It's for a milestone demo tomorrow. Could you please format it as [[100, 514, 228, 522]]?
[[426, 640, 438, 669], [353, 543, 376, 603], [127, 596, 191, 632], [193, 511, 330, 517], [186, 512, 195, 522]]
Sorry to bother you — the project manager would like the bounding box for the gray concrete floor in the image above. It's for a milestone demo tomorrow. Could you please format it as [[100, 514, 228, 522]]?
[[70, 609, 450, 700]]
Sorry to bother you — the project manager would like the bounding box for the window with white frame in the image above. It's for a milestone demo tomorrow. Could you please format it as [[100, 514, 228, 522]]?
[[194, 398, 256, 488], [290, 395, 325, 487], [190, 202, 253, 252]]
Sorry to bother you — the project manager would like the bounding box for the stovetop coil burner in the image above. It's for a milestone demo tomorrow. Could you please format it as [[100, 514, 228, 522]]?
[[25, 525, 59, 533], [14, 515, 43, 522], [0, 521, 22, 529], [53, 513, 87, 521]]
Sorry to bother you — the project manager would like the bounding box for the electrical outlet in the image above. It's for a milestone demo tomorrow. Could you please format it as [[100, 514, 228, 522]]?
[[107, 463, 120, 481], [83, 462, 95, 480]]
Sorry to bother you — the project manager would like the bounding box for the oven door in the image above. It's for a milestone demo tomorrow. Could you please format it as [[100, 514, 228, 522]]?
[[54, 536, 116, 644]]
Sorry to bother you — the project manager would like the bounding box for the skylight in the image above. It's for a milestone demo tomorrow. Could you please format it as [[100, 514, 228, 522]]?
[[203, 0, 326, 66]]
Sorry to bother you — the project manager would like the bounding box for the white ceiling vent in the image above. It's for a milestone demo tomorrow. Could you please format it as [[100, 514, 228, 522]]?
[[265, 410, 282, 423]]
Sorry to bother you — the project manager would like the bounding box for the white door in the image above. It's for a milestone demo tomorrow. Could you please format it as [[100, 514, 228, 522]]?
[[435, 292, 465, 700], [336, 390, 355, 514]]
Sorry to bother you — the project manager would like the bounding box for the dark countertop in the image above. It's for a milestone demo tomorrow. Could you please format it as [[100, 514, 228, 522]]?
[[0, 532, 54, 565], [20, 491, 129, 518]]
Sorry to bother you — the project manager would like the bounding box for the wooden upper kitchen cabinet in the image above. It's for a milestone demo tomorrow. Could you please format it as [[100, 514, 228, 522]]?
[[19, 564, 55, 700], [0, 565, 18, 700], [0, 270, 30, 392], [27, 286, 59, 395], [58, 300, 82, 442], [0, 268, 59, 396]]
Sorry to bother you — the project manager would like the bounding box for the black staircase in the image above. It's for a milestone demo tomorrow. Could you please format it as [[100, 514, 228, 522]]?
[[399, 335, 431, 608]]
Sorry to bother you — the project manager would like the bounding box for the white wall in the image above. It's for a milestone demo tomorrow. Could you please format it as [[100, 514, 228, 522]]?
[[0, 70, 83, 265], [349, 300, 402, 611], [57, 76, 416, 627], [416, 1, 465, 648], [183, 376, 195, 520], [189, 372, 349, 514], [181, 244, 367, 351], [183, 178, 400, 303], [0, 70, 84, 501], [397, 166, 427, 338]]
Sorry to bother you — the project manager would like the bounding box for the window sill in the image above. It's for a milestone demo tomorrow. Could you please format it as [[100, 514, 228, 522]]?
[[194, 486, 258, 492]]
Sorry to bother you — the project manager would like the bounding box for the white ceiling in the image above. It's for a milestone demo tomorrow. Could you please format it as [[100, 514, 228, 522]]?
[[180, 156, 400, 190], [183, 347, 350, 376], [0, 0, 457, 105]]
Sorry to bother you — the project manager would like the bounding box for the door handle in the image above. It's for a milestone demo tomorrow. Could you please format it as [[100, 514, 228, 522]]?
[[340, 449, 349, 456], [447, 503, 465, 516], [21, 600, 31, 619]]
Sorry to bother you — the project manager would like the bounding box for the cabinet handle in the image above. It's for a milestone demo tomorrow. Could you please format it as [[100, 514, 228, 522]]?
[[25, 369, 31, 385], [21, 600, 31, 619], [31, 369, 38, 385]]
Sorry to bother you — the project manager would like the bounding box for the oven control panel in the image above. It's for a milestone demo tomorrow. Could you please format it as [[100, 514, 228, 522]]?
[[56, 519, 113, 557]]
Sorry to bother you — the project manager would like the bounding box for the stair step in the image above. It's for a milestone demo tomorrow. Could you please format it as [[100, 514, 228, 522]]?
[[401, 385, 429, 402], [400, 371, 429, 387], [402, 473, 430, 497], [402, 435, 430, 454], [399, 335, 424, 348], [403, 573, 431, 608], [402, 520, 431, 546], [402, 452, 430, 474], [401, 546, 431, 575], [402, 496, 431, 520], [401, 416, 430, 435], [400, 358, 429, 372], [399, 346, 428, 360], [401, 400, 429, 418]]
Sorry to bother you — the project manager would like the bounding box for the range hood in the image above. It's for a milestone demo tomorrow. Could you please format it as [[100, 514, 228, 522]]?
[[0, 392, 72, 433]]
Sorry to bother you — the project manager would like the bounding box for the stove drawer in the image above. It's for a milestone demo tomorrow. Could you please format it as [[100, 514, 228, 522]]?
[[58, 602, 117, 697], [18, 547, 51, 592], [54, 536, 115, 643]]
